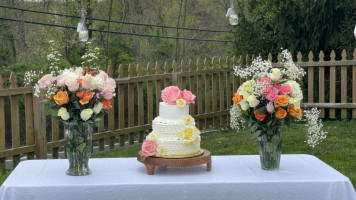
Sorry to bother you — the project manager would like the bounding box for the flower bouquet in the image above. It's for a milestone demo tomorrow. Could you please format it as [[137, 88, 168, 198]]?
[[35, 66, 116, 175], [230, 50, 326, 170]]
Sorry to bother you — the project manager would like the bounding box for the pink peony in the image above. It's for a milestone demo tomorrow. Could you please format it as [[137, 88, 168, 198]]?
[[161, 86, 181, 105], [106, 77, 116, 89], [96, 71, 108, 81], [38, 74, 54, 87], [101, 84, 115, 100], [266, 91, 279, 101], [279, 85, 292, 95], [65, 78, 79, 92], [141, 140, 158, 157], [56, 74, 67, 87], [182, 89, 196, 104]]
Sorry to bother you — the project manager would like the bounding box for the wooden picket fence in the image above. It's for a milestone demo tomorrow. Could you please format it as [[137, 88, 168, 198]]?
[[0, 49, 355, 171]]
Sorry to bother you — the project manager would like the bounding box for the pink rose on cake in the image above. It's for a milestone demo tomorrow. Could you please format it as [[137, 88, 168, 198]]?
[[181, 90, 196, 104], [141, 140, 158, 157], [161, 86, 181, 105]]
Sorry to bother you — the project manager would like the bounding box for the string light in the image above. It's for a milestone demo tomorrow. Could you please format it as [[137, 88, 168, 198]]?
[[226, 0, 238, 26]]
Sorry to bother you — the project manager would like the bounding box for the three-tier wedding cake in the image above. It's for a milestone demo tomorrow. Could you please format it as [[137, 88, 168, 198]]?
[[141, 86, 203, 158]]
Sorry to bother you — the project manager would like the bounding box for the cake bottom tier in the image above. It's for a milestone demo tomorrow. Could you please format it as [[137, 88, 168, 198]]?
[[155, 139, 203, 158]]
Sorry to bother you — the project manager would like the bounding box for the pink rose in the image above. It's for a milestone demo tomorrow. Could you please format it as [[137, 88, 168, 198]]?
[[161, 86, 181, 105], [101, 84, 115, 100], [279, 85, 292, 95], [141, 140, 158, 157], [96, 71, 108, 81], [266, 91, 279, 101], [106, 77, 116, 89], [65, 78, 79, 92], [56, 74, 66, 87], [38, 74, 54, 87], [182, 89, 196, 104]]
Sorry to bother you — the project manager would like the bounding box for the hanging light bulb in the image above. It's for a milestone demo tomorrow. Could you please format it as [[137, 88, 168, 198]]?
[[77, 9, 89, 42], [354, 25, 356, 39], [226, 0, 238, 26]]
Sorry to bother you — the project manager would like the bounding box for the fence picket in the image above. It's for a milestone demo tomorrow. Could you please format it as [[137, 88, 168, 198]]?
[[308, 51, 314, 104], [204, 58, 211, 129], [226, 56, 231, 126], [23, 73, 35, 160], [10, 73, 20, 167], [164, 61, 170, 87], [137, 64, 144, 143], [329, 50, 336, 118], [196, 58, 203, 130], [107, 66, 116, 149], [219, 57, 225, 127], [128, 65, 135, 145], [188, 60, 196, 116], [318, 51, 325, 118], [212, 57, 218, 128], [341, 50, 347, 119], [232, 56, 237, 92], [118, 65, 125, 147]]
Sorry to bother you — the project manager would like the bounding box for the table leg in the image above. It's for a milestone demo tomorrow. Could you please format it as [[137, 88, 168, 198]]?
[[207, 159, 212, 171], [145, 164, 156, 175]]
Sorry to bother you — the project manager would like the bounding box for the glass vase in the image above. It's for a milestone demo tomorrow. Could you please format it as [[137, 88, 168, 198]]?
[[64, 122, 92, 176], [257, 131, 283, 170]]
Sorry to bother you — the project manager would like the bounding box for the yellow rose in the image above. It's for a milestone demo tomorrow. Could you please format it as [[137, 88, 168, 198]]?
[[183, 115, 194, 125], [247, 95, 260, 108], [176, 99, 186, 107], [80, 108, 93, 121], [268, 68, 281, 81], [58, 107, 70, 121], [93, 102, 103, 114], [156, 146, 165, 154], [146, 133, 158, 142]]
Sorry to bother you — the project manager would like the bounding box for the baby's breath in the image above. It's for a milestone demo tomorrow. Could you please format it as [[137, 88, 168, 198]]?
[[304, 108, 328, 148], [234, 56, 272, 79], [230, 105, 245, 130]]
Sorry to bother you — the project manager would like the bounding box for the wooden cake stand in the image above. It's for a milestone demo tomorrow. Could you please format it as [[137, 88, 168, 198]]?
[[137, 149, 212, 175]]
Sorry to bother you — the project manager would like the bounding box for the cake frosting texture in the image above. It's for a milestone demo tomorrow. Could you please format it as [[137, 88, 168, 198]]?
[[146, 102, 202, 158]]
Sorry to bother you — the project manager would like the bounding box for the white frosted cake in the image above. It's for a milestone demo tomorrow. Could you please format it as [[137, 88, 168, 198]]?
[[146, 102, 203, 158]]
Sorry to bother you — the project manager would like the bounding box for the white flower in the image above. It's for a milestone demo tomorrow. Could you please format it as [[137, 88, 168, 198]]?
[[289, 98, 301, 109], [93, 102, 103, 114], [230, 105, 245, 130], [304, 108, 327, 148], [280, 49, 305, 80], [58, 107, 70, 120], [234, 56, 272, 79], [268, 68, 281, 81], [239, 100, 250, 111], [91, 77, 105, 89], [80, 109, 94, 121], [176, 99, 186, 107], [266, 102, 274, 113], [247, 95, 260, 107]]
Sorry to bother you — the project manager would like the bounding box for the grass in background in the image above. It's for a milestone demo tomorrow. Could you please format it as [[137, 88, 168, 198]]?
[[1, 120, 355, 188]]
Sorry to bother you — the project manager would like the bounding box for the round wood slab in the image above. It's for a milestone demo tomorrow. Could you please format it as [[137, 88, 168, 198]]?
[[137, 149, 212, 175]]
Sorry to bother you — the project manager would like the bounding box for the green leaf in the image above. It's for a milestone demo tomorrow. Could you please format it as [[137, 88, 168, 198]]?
[[252, 130, 262, 139], [258, 106, 267, 114], [271, 135, 280, 146], [45, 106, 59, 116]]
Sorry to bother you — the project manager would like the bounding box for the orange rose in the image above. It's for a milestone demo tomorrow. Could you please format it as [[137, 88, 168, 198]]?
[[274, 95, 289, 107], [102, 99, 112, 110], [288, 106, 302, 118], [254, 110, 267, 121], [53, 91, 69, 106], [79, 91, 95, 105], [232, 93, 243, 105], [275, 107, 287, 119]]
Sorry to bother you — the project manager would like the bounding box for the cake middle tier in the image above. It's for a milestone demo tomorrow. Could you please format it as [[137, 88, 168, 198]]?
[[155, 137, 203, 158]]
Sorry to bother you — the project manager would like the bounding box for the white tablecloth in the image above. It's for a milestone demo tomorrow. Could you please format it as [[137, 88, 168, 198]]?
[[0, 154, 355, 200]]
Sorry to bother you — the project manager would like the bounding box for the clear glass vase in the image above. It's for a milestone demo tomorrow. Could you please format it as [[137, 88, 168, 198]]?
[[64, 122, 92, 176], [257, 131, 283, 170]]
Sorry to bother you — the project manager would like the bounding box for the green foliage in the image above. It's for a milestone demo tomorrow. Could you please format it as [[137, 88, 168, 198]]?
[[233, 0, 356, 58]]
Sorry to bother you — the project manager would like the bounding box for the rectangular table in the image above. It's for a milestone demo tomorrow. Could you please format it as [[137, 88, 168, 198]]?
[[0, 154, 355, 200]]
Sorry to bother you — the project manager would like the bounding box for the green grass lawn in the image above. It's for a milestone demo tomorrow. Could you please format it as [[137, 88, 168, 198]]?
[[1, 120, 355, 188]]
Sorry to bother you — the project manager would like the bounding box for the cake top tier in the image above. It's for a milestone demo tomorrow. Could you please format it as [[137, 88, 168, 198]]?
[[159, 102, 189, 120]]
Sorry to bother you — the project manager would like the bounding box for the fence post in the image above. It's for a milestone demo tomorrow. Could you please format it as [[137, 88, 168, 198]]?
[[353, 49, 356, 119], [33, 91, 47, 159], [0, 74, 5, 171]]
